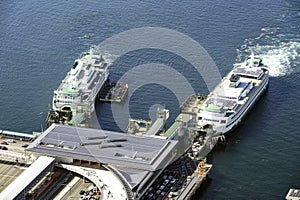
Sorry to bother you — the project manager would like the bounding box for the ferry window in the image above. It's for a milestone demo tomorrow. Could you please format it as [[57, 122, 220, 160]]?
[[221, 120, 226, 124]]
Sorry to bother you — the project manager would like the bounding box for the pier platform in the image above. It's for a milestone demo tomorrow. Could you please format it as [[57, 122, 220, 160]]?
[[177, 162, 212, 200], [99, 82, 128, 103], [127, 108, 169, 136], [126, 118, 151, 135], [180, 94, 206, 115]]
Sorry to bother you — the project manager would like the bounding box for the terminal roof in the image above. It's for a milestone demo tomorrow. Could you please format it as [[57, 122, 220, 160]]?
[[27, 124, 178, 172]]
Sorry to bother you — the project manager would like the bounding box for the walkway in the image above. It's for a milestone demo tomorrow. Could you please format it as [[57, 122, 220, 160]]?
[[57, 164, 128, 200]]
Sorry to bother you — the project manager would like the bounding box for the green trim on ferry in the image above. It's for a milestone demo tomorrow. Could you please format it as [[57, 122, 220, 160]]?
[[61, 87, 79, 95], [204, 104, 222, 113]]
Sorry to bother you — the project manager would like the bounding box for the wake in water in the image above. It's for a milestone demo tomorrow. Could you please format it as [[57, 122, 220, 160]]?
[[237, 27, 300, 77]]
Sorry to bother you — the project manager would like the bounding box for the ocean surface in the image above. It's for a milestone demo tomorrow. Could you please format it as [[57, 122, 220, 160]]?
[[1, 0, 300, 199]]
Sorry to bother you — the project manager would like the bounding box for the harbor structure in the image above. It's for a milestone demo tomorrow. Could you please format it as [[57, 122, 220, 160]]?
[[0, 51, 271, 199], [127, 108, 169, 136], [99, 82, 128, 103], [25, 123, 209, 199], [0, 114, 213, 200], [0, 129, 40, 141]]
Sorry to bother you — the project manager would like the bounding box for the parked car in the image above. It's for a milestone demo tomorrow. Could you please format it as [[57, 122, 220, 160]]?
[[80, 190, 85, 195], [21, 144, 29, 148], [0, 141, 8, 145], [0, 146, 8, 150]]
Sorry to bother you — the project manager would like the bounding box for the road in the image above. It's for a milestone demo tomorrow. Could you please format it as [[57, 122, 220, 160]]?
[[60, 177, 94, 200]]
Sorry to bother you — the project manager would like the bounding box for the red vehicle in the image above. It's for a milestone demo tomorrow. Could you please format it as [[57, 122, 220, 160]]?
[[0, 141, 8, 145]]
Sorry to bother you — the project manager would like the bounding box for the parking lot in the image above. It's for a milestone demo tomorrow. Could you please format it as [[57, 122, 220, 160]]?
[[0, 160, 25, 192], [0, 138, 32, 153], [0, 158, 103, 200], [142, 155, 198, 200], [0, 137, 34, 165], [60, 176, 96, 200]]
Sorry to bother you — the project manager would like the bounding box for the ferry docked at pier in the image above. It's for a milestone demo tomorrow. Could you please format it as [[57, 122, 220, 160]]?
[[197, 53, 269, 135], [46, 48, 110, 126]]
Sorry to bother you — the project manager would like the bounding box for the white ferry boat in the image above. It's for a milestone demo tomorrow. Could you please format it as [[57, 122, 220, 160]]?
[[47, 48, 110, 126], [197, 53, 269, 135]]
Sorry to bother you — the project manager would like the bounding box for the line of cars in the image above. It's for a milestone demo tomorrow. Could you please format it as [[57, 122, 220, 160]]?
[[0, 139, 29, 150], [145, 173, 178, 200], [1, 139, 16, 144], [143, 155, 198, 200], [79, 185, 101, 200]]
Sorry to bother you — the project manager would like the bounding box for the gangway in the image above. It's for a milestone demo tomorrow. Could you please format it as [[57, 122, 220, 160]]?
[[146, 108, 169, 135]]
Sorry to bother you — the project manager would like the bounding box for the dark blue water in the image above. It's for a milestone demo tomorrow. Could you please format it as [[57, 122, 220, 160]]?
[[1, 0, 300, 199]]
